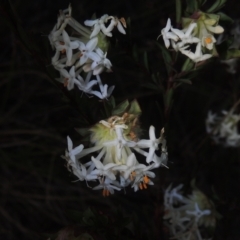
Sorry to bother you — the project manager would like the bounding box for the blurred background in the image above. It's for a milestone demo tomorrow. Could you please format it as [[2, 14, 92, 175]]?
[[0, 0, 240, 239]]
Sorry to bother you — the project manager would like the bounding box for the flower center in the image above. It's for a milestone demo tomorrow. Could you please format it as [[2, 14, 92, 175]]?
[[205, 37, 212, 44]]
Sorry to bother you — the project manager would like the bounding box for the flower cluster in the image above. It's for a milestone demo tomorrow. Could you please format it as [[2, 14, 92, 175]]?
[[63, 101, 168, 196], [48, 5, 126, 99], [164, 184, 218, 240], [206, 110, 240, 147], [160, 12, 224, 63]]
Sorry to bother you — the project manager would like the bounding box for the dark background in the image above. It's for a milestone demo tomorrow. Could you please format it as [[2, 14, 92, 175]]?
[[0, 0, 240, 239]]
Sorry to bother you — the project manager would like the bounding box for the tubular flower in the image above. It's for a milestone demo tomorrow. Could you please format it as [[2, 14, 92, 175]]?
[[206, 109, 240, 147], [160, 12, 224, 63], [164, 184, 220, 240], [63, 100, 168, 196], [49, 5, 125, 98]]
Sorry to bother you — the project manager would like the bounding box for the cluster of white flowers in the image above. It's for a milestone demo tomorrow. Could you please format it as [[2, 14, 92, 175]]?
[[206, 110, 240, 147], [160, 16, 224, 63], [164, 184, 217, 240], [63, 112, 168, 196], [48, 5, 126, 99]]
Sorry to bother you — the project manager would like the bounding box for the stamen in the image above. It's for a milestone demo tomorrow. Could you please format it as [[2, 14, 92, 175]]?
[[130, 171, 136, 181], [143, 175, 149, 184], [205, 37, 212, 44], [143, 182, 147, 189], [139, 183, 143, 190], [63, 78, 69, 87], [102, 189, 107, 197], [120, 18, 127, 28]]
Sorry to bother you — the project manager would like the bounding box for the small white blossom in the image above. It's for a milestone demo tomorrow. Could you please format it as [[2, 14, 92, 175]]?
[[93, 177, 121, 196], [75, 71, 97, 94], [171, 23, 200, 44], [66, 136, 84, 163], [84, 14, 111, 38], [180, 42, 212, 63], [160, 18, 178, 48], [55, 30, 79, 66], [77, 37, 98, 66], [59, 66, 78, 90]]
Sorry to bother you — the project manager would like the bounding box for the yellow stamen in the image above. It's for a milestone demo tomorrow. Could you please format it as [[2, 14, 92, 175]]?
[[139, 183, 143, 190], [205, 37, 212, 44], [143, 182, 147, 189], [143, 175, 149, 184]]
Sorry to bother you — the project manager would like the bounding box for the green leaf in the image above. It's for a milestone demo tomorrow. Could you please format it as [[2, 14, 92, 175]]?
[[128, 100, 142, 115], [225, 49, 240, 60], [185, 0, 198, 14], [112, 100, 129, 115], [75, 128, 89, 136], [164, 89, 173, 109], [217, 12, 234, 23], [175, 0, 182, 24], [206, 0, 227, 13], [108, 96, 116, 109], [156, 42, 172, 75], [181, 57, 195, 72]]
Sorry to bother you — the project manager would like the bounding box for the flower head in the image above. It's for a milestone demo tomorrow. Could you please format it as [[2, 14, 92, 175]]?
[[63, 100, 168, 195]]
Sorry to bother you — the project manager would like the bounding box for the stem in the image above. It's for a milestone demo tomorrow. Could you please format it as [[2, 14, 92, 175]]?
[[68, 18, 92, 39]]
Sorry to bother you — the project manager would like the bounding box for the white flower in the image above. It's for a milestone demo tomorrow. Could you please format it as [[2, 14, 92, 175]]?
[[87, 48, 112, 75], [93, 177, 121, 196], [91, 74, 115, 99], [90, 156, 117, 180], [105, 16, 127, 35], [55, 30, 79, 66], [84, 14, 111, 38], [59, 66, 78, 90], [66, 136, 84, 163], [160, 18, 178, 48], [206, 109, 240, 147], [131, 165, 155, 192], [171, 23, 200, 44], [77, 37, 98, 66], [75, 71, 97, 94], [171, 40, 189, 52], [137, 125, 160, 163], [186, 203, 211, 223], [51, 51, 65, 70], [113, 153, 146, 180], [202, 34, 216, 50], [48, 25, 63, 49], [180, 42, 212, 63]]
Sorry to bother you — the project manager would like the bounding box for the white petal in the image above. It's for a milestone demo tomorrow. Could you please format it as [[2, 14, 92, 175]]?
[[86, 37, 98, 51], [165, 18, 171, 32], [84, 19, 98, 27], [171, 27, 185, 38], [117, 22, 126, 34], [67, 136, 73, 151]]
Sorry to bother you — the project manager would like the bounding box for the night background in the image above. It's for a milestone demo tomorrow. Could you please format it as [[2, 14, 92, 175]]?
[[1, 0, 240, 239]]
